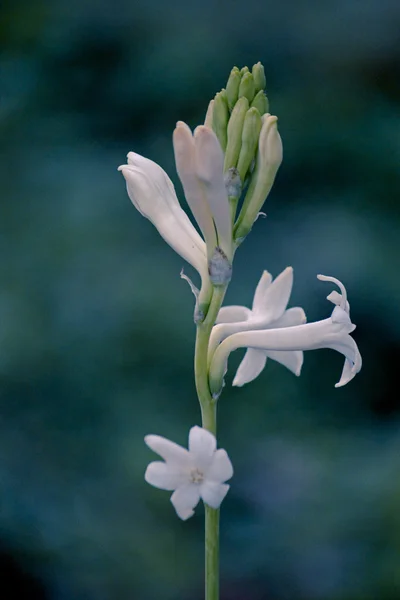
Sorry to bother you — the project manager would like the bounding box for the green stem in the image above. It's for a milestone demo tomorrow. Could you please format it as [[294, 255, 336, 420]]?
[[194, 285, 227, 600]]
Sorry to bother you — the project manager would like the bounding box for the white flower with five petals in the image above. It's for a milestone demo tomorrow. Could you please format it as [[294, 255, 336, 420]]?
[[209, 267, 306, 386], [145, 426, 233, 520], [209, 275, 362, 396]]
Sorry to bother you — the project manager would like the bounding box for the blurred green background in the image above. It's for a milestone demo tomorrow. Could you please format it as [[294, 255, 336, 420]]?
[[1, 0, 400, 598]]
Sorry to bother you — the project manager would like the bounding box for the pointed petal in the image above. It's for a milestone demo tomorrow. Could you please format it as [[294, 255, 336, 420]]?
[[200, 481, 230, 509], [327, 290, 350, 313], [145, 435, 191, 467], [145, 461, 186, 490], [253, 267, 293, 321], [216, 305, 252, 324], [272, 306, 307, 328], [170, 484, 201, 520], [194, 126, 232, 258], [173, 122, 217, 252], [206, 449, 233, 482], [265, 350, 303, 376], [251, 270, 272, 311], [188, 426, 216, 468], [233, 348, 268, 386]]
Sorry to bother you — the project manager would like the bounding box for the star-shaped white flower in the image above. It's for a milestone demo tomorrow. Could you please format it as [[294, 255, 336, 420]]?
[[209, 267, 306, 386], [209, 275, 362, 396], [145, 426, 233, 520]]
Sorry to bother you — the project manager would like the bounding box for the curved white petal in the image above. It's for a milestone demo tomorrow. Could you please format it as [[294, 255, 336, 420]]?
[[173, 122, 217, 253], [200, 481, 230, 509], [327, 290, 350, 313], [253, 266, 293, 320], [265, 350, 303, 376], [119, 157, 208, 277], [145, 434, 190, 468], [170, 484, 201, 520], [233, 348, 268, 387], [145, 461, 187, 491], [206, 449, 234, 482], [251, 270, 272, 312], [188, 426, 216, 469], [216, 305, 252, 324], [194, 126, 232, 259], [273, 306, 307, 328]]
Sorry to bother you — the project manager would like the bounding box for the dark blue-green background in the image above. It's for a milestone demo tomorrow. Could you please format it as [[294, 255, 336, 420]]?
[[1, 0, 400, 598]]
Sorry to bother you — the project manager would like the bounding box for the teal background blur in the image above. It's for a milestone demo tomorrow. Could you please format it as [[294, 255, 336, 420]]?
[[1, 0, 400, 598]]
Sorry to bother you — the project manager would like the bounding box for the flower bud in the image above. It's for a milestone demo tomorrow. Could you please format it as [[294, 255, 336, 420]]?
[[236, 107, 262, 183], [204, 99, 214, 128], [251, 90, 269, 115], [225, 67, 241, 111], [240, 66, 249, 76], [234, 115, 283, 242], [238, 72, 255, 104], [252, 62, 266, 93], [212, 91, 229, 151], [223, 96, 249, 172]]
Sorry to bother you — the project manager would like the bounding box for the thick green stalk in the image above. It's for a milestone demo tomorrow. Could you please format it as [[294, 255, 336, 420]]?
[[194, 285, 227, 600]]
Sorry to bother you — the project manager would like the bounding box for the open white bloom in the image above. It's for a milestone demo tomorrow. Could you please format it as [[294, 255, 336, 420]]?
[[145, 426, 233, 520], [209, 275, 362, 396], [118, 152, 209, 281], [209, 267, 306, 386]]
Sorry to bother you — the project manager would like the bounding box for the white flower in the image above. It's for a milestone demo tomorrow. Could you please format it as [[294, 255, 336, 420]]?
[[118, 152, 209, 282], [173, 122, 232, 261], [209, 267, 306, 386], [209, 275, 362, 396], [145, 426, 233, 520]]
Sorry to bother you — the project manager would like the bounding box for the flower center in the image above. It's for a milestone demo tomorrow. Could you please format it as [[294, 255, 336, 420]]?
[[190, 467, 204, 484]]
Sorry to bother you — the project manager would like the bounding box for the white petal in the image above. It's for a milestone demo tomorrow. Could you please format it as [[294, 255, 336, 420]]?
[[170, 484, 201, 520], [317, 274, 348, 311], [206, 449, 234, 482], [265, 350, 303, 376], [251, 270, 272, 312], [252, 267, 293, 321], [216, 305, 252, 324], [173, 122, 217, 252], [145, 461, 186, 491], [200, 481, 230, 509], [335, 358, 358, 388], [188, 426, 216, 468], [273, 306, 306, 328], [145, 434, 190, 468], [233, 348, 268, 386], [194, 126, 232, 259], [327, 290, 350, 313]]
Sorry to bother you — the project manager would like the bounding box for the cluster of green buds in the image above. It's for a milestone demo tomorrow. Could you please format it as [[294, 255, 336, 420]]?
[[205, 63, 283, 244]]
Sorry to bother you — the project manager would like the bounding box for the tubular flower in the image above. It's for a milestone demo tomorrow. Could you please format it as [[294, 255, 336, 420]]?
[[208, 267, 306, 385], [145, 426, 233, 521], [209, 275, 362, 397]]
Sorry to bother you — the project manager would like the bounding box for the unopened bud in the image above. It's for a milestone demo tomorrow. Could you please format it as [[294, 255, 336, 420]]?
[[204, 99, 214, 128], [251, 90, 269, 115], [240, 66, 249, 76], [252, 62, 266, 93], [236, 107, 262, 183], [238, 72, 255, 104], [234, 115, 283, 242], [223, 96, 249, 172], [226, 67, 241, 111], [212, 92, 229, 151], [209, 247, 232, 286]]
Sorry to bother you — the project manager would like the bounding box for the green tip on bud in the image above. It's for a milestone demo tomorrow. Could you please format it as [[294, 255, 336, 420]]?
[[252, 62, 266, 93], [240, 66, 249, 76], [212, 91, 229, 151], [204, 99, 214, 128], [236, 107, 262, 183], [238, 72, 256, 104], [226, 67, 241, 111], [251, 90, 269, 115], [223, 96, 249, 172]]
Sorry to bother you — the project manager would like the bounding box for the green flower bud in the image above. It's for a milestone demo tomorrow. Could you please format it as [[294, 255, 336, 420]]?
[[252, 62, 266, 93], [251, 90, 269, 115], [223, 96, 249, 172], [212, 91, 229, 151], [226, 68, 241, 112], [236, 107, 262, 183], [204, 99, 214, 128], [240, 66, 249, 76], [238, 72, 256, 104]]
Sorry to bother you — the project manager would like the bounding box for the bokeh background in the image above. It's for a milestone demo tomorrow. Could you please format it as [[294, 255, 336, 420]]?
[[1, 0, 400, 598]]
